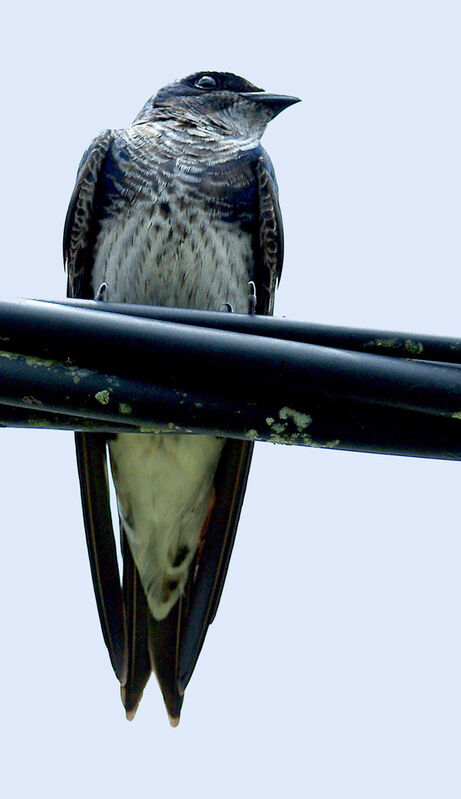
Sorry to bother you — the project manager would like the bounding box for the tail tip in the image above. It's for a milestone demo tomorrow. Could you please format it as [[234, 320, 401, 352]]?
[[121, 685, 141, 721]]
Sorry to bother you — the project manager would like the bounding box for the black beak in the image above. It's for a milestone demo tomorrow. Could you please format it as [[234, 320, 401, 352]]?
[[239, 92, 301, 116]]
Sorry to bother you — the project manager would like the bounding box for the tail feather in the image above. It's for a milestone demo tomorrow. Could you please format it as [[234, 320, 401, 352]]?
[[148, 601, 184, 725]]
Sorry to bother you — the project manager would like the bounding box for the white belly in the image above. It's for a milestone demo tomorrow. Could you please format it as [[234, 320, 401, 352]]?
[[109, 432, 224, 619]]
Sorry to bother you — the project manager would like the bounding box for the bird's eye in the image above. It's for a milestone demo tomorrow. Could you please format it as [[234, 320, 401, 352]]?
[[195, 75, 217, 89]]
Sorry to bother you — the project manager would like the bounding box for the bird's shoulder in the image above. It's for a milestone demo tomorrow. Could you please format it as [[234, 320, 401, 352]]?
[[251, 147, 284, 313], [186, 141, 278, 228], [63, 129, 116, 296]]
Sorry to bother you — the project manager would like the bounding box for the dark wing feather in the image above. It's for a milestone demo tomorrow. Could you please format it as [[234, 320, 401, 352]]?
[[253, 150, 284, 314], [120, 531, 152, 719], [178, 439, 254, 692], [176, 151, 283, 695], [64, 130, 114, 297], [148, 602, 183, 723], [66, 131, 151, 705], [74, 432, 127, 684]]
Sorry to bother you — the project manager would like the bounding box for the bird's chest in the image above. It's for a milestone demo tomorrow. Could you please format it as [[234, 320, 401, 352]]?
[[92, 195, 253, 312]]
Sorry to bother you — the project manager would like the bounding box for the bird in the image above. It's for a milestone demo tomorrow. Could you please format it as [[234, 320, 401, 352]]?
[[63, 71, 299, 725]]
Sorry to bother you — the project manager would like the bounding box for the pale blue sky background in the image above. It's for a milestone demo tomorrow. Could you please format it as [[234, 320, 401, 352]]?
[[1, 1, 461, 797]]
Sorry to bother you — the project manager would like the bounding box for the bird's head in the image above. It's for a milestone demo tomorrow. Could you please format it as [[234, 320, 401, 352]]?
[[133, 71, 300, 139]]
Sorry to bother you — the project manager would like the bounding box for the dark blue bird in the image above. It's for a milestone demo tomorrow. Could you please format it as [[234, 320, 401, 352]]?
[[63, 71, 299, 724]]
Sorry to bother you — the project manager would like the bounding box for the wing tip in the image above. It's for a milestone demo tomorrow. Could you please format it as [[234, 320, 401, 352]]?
[[161, 689, 183, 728], [167, 711, 180, 728], [122, 693, 182, 726], [121, 685, 143, 721]]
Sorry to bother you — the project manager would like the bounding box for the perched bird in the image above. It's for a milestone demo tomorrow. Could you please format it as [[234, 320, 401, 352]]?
[[63, 71, 299, 724]]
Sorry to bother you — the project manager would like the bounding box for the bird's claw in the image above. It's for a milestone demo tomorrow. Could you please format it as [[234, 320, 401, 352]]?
[[248, 281, 257, 315], [96, 282, 108, 301], [220, 302, 234, 313]]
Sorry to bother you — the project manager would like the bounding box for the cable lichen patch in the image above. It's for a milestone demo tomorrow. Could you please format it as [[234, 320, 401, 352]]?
[[262, 408, 340, 448], [71, 368, 91, 384], [95, 389, 111, 405], [264, 407, 312, 437], [262, 407, 313, 444], [278, 406, 312, 430], [363, 337, 399, 350], [22, 395, 44, 407], [25, 355, 56, 368], [404, 339, 424, 355]]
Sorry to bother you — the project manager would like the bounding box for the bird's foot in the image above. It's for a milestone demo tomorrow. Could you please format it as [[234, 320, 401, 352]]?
[[248, 281, 257, 315], [95, 282, 108, 301], [220, 302, 234, 313]]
